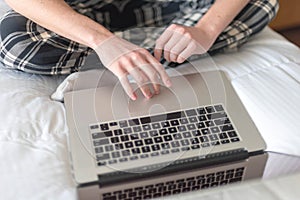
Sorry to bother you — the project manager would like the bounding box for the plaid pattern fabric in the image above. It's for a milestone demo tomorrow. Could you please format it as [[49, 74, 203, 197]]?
[[0, 0, 278, 75]]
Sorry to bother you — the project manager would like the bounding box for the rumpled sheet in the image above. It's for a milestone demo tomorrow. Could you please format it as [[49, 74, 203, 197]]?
[[0, 1, 300, 199]]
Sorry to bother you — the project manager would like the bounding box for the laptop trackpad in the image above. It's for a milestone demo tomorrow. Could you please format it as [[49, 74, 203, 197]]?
[[109, 73, 215, 120]]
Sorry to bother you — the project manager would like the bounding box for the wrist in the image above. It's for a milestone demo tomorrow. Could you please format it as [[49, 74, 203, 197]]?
[[86, 29, 114, 50], [195, 19, 220, 42]]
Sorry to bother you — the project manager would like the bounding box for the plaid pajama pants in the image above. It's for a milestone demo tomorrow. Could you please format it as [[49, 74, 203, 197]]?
[[0, 0, 278, 75]]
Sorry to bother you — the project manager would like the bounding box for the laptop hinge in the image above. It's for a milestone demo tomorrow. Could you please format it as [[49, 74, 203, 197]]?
[[97, 148, 249, 187]]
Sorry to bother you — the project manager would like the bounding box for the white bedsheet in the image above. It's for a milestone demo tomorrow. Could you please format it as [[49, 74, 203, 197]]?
[[0, 1, 300, 199]]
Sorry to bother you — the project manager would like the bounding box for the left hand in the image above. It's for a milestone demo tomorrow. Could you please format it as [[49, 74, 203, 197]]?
[[154, 24, 216, 63]]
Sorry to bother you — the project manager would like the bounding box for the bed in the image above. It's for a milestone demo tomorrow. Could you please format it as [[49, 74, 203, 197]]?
[[1, 1, 300, 199]]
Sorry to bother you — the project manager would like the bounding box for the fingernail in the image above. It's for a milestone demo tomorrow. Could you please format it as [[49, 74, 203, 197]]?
[[131, 93, 137, 101], [147, 92, 153, 99], [166, 79, 172, 87]]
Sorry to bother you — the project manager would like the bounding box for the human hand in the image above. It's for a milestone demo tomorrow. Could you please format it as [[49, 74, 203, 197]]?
[[154, 24, 216, 63], [94, 36, 172, 100]]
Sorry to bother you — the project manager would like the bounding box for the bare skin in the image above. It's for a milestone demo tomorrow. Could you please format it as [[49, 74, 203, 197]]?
[[5, 0, 249, 100]]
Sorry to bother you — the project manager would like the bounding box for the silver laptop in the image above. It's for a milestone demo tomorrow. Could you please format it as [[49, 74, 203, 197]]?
[[78, 153, 268, 200], [64, 68, 266, 189]]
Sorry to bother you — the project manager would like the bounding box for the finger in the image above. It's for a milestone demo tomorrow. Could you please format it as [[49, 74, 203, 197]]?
[[162, 31, 184, 62], [110, 58, 138, 100], [138, 63, 161, 95], [154, 46, 163, 62], [124, 51, 155, 99], [145, 53, 172, 88], [177, 43, 197, 63], [154, 27, 174, 61], [169, 36, 191, 62], [118, 73, 137, 101], [128, 66, 153, 99]]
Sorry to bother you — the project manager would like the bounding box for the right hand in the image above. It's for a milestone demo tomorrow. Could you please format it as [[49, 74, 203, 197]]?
[[94, 36, 172, 100]]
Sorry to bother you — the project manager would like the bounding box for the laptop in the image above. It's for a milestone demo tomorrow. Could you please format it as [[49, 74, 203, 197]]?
[[64, 67, 266, 192], [78, 153, 268, 200]]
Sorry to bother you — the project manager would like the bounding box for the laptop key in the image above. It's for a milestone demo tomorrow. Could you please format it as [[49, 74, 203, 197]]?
[[119, 120, 128, 128], [161, 121, 170, 128], [189, 116, 198, 123], [149, 130, 159, 137], [163, 135, 173, 142], [105, 145, 114, 152], [219, 132, 228, 139], [209, 134, 219, 141], [186, 109, 197, 116], [168, 127, 177, 133], [220, 124, 234, 131], [110, 137, 119, 143], [183, 132, 192, 138], [119, 157, 128, 162], [214, 117, 231, 125], [140, 132, 148, 138], [198, 115, 207, 122], [100, 124, 109, 131], [90, 124, 99, 130], [180, 139, 190, 146], [191, 144, 200, 149], [121, 150, 130, 156], [159, 129, 168, 135], [221, 139, 230, 144], [180, 118, 189, 124], [214, 104, 224, 112], [205, 106, 215, 113], [151, 144, 160, 151], [228, 131, 238, 138], [111, 152, 120, 158], [144, 138, 154, 145], [123, 127, 132, 134], [93, 139, 109, 146], [178, 125, 187, 132], [109, 122, 118, 127], [161, 142, 171, 149], [167, 111, 185, 120], [154, 137, 163, 143], [103, 131, 113, 137], [170, 119, 180, 126], [133, 126, 142, 132], [171, 148, 180, 153], [197, 107, 206, 115], [125, 141, 134, 148], [231, 138, 240, 143], [141, 146, 151, 153], [128, 118, 140, 126], [113, 129, 122, 136], [171, 141, 180, 148], [207, 112, 227, 120], [120, 135, 129, 142], [96, 153, 110, 161], [130, 156, 139, 160], [142, 124, 151, 131], [95, 146, 104, 154], [92, 132, 105, 139], [151, 152, 160, 157], [152, 123, 161, 129], [187, 124, 196, 130], [135, 140, 143, 146]]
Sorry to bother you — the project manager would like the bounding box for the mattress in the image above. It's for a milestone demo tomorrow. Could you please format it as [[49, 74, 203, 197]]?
[[0, 1, 300, 199]]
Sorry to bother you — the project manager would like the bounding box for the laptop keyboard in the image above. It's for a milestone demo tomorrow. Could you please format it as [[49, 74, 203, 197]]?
[[102, 167, 245, 200], [89, 104, 241, 166]]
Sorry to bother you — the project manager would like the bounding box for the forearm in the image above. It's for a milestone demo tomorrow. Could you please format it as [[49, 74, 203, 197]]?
[[5, 0, 113, 49], [196, 0, 250, 40]]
